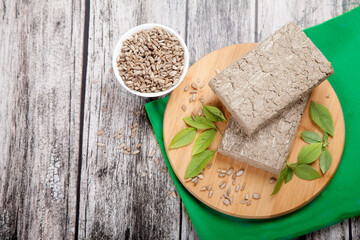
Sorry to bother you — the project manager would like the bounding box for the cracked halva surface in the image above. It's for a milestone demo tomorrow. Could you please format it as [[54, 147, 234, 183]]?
[[209, 22, 333, 135], [218, 96, 308, 175]]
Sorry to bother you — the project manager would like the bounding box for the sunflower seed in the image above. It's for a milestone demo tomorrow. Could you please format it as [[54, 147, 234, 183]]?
[[236, 169, 244, 177], [185, 178, 192, 182], [198, 108, 203, 116], [136, 143, 142, 149], [246, 201, 252, 206], [230, 197, 233, 205], [207, 163, 213, 169], [184, 85, 189, 91], [209, 191, 213, 198], [192, 177, 198, 183], [97, 130, 104, 135], [215, 68, 221, 74], [189, 97, 193, 103], [206, 185, 212, 191], [326, 94, 330, 98], [253, 193, 261, 199], [126, 146, 131, 152], [223, 192, 229, 199], [191, 83, 198, 89], [97, 142, 105, 147], [217, 169, 222, 173], [245, 193, 249, 200], [269, 177, 277, 184], [232, 179, 236, 185], [123, 150, 130, 155], [119, 128, 125, 135], [200, 187, 207, 191], [240, 200, 247, 204], [218, 173, 226, 178], [197, 174, 204, 179], [190, 90, 198, 93], [150, 150, 156, 157], [191, 112, 196, 121], [221, 170, 226, 174], [235, 185, 240, 192], [227, 168, 234, 175], [200, 97, 204, 103], [199, 82, 205, 89], [192, 94, 196, 101], [219, 182, 227, 189], [223, 199, 230, 206], [118, 143, 125, 149], [227, 187, 231, 195], [181, 105, 187, 111], [241, 184, 246, 191], [194, 178, 199, 185], [141, 172, 147, 177], [153, 158, 159, 165], [172, 192, 177, 199], [132, 150, 140, 155]]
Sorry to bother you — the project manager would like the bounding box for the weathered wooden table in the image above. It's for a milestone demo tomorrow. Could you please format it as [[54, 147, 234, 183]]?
[[1, 0, 359, 239]]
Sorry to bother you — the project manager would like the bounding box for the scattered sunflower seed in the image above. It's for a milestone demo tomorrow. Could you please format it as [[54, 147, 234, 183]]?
[[92, 79, 99, 84], [217, 169, 222, 173], [153, 158, 159, 165], [221, 170, 226, 174], [227, 187, 231, 195], [223, 199, 230, 206], [200, 97, 204, 104], [197, 174, 204, 179], [141, 172, 147, 177], [206, 185, 213, 191], [191, 83, 198, 89], [150, 150, 156, 157], [123, 150, 130, 155], [253, 193, 261, 199], [230, 197, 233, 205], [190, 90, 198, 93], [269, 177, 277, 184], [181, 105, 187, 111], [236, 169, 244, 177], [119, 128, 125, 135], [223, 192, 229, 199], [207, 163, 213, 169], [126, 146, 131, 152], [192, 94, 196, 101], [246, 201, 252, 206], [192, 177, 198, 183], [172, 192, 177, 199], [240, 200, 247, 204], [97, 143, 105, 147], [136, 143, 142, 149], [191, 112, 196, 121], [118, 143, 125, 149], [219, 182, 227, 189], [209, 191, 213, 198], [199, 82, 205, 89], [135, 110, 140, 116], [97, 130, 104, 135], [245, 193, 249, 200], [232, 179, 236, 185], [235, 185, 240, 192], [215, 68, 221, 74], [198, 108, 203, 116], [200, 187, 207, 191], [189, 97, 193, 103], [132, 150, 140, 155], [102, 88, 106, 96], [194, 178, 199, 185], [184, 85, 189, 91], [326, 94, 330, 98], [185, 178, 192, 182], [241, 184, 246, 191], [218, 173, 226, 178], [227, 168, 234, 176]]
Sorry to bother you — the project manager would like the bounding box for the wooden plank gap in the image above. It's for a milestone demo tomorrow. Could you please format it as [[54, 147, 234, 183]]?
[[74, 0, 91, 239]]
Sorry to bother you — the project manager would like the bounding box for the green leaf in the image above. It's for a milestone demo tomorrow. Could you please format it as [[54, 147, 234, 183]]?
[[320, 149, 332, 174], [301, 131, 322, 144], [297, 142, 322, 164], [294, 164, 322, 180], [287, 163, 297, 167], [169, 128, 196, 149], [183, 116, 216, 130], [184, 150, 215, 179], [192, 129, 216, 155], [271, 168, 286, 195], [310, 101, 334, 136], [323, 132, 329, 143], [285, 167, 293, 184], [203, 105, 226, 122]]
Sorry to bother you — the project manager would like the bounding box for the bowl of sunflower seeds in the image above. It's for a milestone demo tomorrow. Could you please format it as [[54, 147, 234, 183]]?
[[113, 23, 189, 97]]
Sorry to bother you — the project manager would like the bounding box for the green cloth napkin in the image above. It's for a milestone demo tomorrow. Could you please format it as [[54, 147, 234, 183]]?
[[145, 7, 360, 240]]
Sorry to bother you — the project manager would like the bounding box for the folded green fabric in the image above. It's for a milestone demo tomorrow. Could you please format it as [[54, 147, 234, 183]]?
[[145, 7, 360, 240]]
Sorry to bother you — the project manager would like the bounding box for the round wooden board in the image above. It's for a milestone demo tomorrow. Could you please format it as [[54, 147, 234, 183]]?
[[163, 44, 345, 219]]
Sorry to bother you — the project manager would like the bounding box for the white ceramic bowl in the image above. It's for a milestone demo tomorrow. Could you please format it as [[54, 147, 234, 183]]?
[[112, 23, 189, 98]]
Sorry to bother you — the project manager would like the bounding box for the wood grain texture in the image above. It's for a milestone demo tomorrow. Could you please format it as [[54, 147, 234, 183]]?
[[0, 0, 84, 239], [163, 44, 345, 219], [78, 0, 186, 239]]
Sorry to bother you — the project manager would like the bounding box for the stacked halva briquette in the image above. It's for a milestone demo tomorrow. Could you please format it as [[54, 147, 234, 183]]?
[[208, 22, 334, 175]]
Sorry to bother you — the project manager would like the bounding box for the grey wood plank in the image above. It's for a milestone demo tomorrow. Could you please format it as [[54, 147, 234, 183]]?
[[78, 0, 186, 239], [0, 0, 84, 239], [352, 218, 360, 239], [257, 0, 360, 239], [181, 1, 256, 239]]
